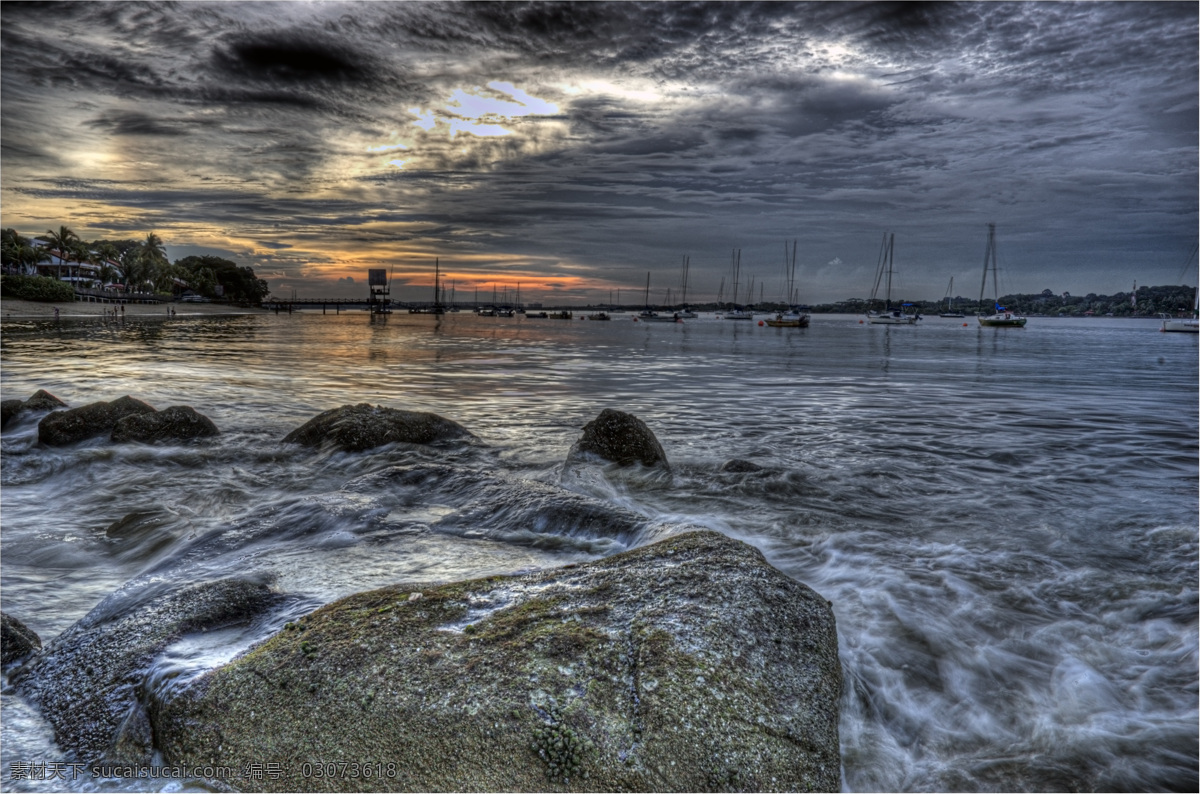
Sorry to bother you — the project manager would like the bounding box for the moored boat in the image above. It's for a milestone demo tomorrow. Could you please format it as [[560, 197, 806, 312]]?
[[939, 276, 965, 317], [764, 311, 809, 328], [867, 233, 919, 324], [976, 224, 1027, 327], [765, 240, 810, 328]]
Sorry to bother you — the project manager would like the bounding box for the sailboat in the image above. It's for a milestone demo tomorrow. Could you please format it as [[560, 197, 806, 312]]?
[[1160, 245, 1198, 332], [867, 233, 919, 324], [938, 276, 965, 317], [723, 249, 753, 320], [765, 240, 810, 327], [431, 258, 444, 314], [976, 224, 1027, 327], [677, 255, 698, 318], [637, 272, 680, 322], [1161, 287, 1198, 332], [610, 288, 626, 313]]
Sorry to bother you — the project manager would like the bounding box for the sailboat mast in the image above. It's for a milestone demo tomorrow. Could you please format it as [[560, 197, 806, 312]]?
[[733, 249, 741, 305], [979, 223, 996, 310], [885, 234, 894, 309], [434, 258, 440, 308], [644, 272, 651, 309]]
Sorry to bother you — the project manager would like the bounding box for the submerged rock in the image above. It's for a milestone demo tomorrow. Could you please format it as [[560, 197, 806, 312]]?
[[156, 531, 841, 792], [38, 396, 155, 445], [1, 389, 68, 430], [721, 458, 765, 473], [111, 405, 219, 443], [282, 403, 473, 452], [1, 612, 42, 665], [567, 408, 670, 469], [13, 578, 278, 766]]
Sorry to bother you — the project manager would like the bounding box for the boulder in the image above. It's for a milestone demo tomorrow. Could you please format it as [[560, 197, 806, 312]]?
[[282, 403, 473, 452], [567, 408, 669, 469], [38, 396, 155, 446], [155, 531, 841, 792], [111, 405, 219, 443], [13, 578, 279, 766], [1, 389, 68, 430], [0, 400, 21, 430], [24, 389, 68, 412], [1, 612, 42, 665]]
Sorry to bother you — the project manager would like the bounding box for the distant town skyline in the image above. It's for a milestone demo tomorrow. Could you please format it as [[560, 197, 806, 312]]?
[[2, 2, 1196, 304]]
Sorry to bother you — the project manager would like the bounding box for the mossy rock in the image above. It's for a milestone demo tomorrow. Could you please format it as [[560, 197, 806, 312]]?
[[12, 578, 279, 766], [155, 531, 841, 792], [282, 403, 474, 452]]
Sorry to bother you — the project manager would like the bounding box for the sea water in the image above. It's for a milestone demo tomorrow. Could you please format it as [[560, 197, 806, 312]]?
[[1, 311, 1196, 791]]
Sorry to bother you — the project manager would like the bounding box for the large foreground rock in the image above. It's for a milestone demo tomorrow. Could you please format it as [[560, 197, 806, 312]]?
[[156, 531, 841, 792], [282, 403, 473, 451], [13, 578, 278, 766], [1, 612, 42, 665], [567, 408, 670, 469], [111, 405, 219, 443], [1, 389, 68, 430], [38, 396, 155, 445]]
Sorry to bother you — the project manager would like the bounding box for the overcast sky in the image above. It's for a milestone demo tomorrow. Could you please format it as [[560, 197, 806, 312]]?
[[2, 1, 1196, 304]]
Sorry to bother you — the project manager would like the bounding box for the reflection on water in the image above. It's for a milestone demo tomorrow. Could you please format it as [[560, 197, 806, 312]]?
[[2, 312, 1197, 791]]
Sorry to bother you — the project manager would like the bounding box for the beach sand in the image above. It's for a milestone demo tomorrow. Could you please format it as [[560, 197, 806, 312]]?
[[1, 298, 267, 321]]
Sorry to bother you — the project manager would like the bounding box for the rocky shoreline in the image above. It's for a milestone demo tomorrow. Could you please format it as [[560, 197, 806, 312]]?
[[1, 403, 842, 792]]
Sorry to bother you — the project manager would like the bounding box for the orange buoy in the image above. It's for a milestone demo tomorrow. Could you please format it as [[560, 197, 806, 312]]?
[[859, 319, 864, 324], [758, 320, 764, 326], [963, 323, 968, 327]]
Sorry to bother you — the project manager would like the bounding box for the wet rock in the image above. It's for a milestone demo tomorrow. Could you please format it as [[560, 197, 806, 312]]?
[[24, 389, 69, 412], [0, 400, 21, 429], [282, 403, 473, 452], [721, 458, 765, 473], [156, 531, 841, 792], [1, 389, 68, 430], [1, 612, 42, 665], [13, 578, 278, 766], [111, 405, 219, 443], [567, 408, 670, 469], [38, 396, 156, 446]]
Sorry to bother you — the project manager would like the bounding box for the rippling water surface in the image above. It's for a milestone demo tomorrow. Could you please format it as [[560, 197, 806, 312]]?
[[2, 311, 1196, 791]]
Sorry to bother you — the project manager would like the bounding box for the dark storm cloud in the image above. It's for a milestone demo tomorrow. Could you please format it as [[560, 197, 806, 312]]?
[[84, 110, 218, 137], [210, 30, 375, 85], [0, 1, 1195, 301]]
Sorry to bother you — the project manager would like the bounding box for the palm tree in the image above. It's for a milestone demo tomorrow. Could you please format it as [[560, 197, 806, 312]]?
[[138, 232, 171, 294], [20, 244, 49, 274], [121, 248, 145, 293], [140, 232, 167, 267], [46, 226, 79, 282]]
